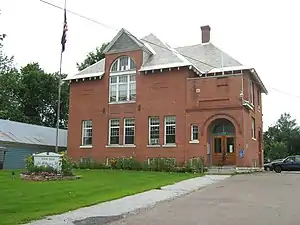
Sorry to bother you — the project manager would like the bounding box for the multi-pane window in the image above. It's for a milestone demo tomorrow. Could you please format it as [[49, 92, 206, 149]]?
[[191, 124, 199, 141], [257, 89, 261, 109], [109, 119, 120, 145], [250, 80, 254, 105], [164, 116, 176, 144], [124, 118, 135, 145], [81, 120, 92, 146], [109, 56, 136, 103], [149, 117, 160, 145], [251, 117, 256, 139]]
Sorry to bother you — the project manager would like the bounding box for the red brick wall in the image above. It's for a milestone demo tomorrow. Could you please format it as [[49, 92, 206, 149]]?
[[67, 52, 264, 167]]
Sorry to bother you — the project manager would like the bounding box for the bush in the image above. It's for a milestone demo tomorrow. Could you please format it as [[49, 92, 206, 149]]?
[[25, 153, 75, 176], [148, 158, 176, 172], [74, 156, 206, 174]]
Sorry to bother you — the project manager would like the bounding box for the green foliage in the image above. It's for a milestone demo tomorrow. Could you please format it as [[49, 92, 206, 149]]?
[[76, 157, 206, 174], [25, 153, 75, 176], [76, 42, 109, 71], [264, 113, 300, 161], [61, 153, 75, 176]]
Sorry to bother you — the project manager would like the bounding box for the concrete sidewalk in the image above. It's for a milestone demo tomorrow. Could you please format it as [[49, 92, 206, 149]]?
[[27, 175, 230, 225]]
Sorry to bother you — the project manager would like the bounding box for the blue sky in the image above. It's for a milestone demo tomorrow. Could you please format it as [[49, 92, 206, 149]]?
[[1, 0, 300, 130]]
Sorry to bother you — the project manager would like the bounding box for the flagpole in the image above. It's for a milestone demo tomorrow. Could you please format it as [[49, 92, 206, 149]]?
[[55, 0, 67, 153]]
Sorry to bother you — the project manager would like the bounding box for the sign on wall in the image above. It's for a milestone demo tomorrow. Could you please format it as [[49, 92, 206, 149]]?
[[33, 152, 62, 172]]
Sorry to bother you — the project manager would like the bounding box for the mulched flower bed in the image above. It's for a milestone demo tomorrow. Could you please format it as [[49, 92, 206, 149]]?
[[20, 172, 81, 181]]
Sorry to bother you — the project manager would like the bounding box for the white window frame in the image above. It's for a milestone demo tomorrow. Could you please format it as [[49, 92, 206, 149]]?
[[148, 117, 160, 145], [123, 118, 135, 145], [109, 56, 136, 104], [250, 80, 254, 105], [108, 119, 120, 145], [251, 117, 256, 140], [164, 116, 176, 145], [81, 120, 92, 147], [189, 124, 199, 143]]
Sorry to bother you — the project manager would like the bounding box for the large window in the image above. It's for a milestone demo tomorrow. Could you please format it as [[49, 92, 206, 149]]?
[[149, 117, 160, 145], [109, 56, 136, 103], [164, 116, 176, 145], [251, 117, 256, 139], [124, 118, 135, 145], [81, 120, 92, 146], [109, 119, 120, 145], [250, 80, 254, 105], [191, 124, 199, 141]]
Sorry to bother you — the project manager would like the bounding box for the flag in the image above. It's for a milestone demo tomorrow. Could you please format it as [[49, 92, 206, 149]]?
[[61, 7, 68, 53]]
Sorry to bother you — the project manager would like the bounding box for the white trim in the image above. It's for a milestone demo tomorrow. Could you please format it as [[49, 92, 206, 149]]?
[[109, 73, 136, 103], [81, 120, 92, 146], [108, 119, 120, 145], [139, 62, 190, 72], [123, 118, 135, 145], [190, 124, 199, 141], [189, 140, 199, 144], [106, 145, 136, 148], [251, 117, 256, 139], [162, 144, 177, 148], [79, 145, 92, 149], [64, 72, 104, 81], [208, 65, 250, 73], [148, 116, 160, 145], [164, 116, 176, 145]]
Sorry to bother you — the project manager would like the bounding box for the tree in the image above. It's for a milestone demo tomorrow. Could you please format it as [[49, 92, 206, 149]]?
[[18, 63, 69, 128], [264, 113, 300, 160], [76, 42, 109, 71]]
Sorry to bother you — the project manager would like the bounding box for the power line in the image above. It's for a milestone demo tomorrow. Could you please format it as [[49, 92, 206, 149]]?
[[39, 0, 215, 69], [39, 0, 300, 100]]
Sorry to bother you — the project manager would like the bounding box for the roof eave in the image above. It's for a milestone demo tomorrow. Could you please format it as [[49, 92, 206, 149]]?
[[250, 68, 268, 94], [63, 72, 104, 81], [139, 62, 191, 72]]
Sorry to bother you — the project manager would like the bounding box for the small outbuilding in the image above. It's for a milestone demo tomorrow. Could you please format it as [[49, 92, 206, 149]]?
[[0, 119, 67, 170]]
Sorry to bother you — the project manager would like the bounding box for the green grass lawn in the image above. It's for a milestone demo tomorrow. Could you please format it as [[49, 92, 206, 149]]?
[[0, 169, 199, 225]]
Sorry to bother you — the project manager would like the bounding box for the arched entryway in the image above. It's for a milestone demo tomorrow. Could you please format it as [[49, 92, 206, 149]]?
[[209, 118, 236, 166]]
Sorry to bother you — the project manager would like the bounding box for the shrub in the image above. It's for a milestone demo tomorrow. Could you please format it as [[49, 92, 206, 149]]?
[[148, 158, 176, 172], [25, 152, 75, 176]]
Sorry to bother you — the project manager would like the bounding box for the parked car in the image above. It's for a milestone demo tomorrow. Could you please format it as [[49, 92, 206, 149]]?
[[271, 155, 300, 173], [264, 158, 284, 171]]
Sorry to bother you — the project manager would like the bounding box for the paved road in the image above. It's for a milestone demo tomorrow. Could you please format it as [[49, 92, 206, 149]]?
[[108, 172, 300, 225]]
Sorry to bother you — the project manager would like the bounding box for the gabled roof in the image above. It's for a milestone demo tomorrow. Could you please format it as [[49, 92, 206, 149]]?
[[139, 34, 191, 71], [0, 119, 67, 147], [103, 28, 152, 55], [175, 43, 242, 73], [65, 28, 267, 93]]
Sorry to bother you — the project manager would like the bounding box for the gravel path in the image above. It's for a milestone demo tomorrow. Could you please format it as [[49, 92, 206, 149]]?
[[26, 175, 229, 225]]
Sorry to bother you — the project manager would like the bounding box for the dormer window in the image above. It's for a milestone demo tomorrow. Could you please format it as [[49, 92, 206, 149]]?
[[109, 56, 136, 103]]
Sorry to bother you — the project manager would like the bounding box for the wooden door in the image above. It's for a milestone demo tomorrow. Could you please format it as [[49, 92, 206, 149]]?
[[212, 136, 235, 165]]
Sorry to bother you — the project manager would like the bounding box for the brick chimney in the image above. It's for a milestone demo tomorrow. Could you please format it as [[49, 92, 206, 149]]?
[[201, 25, 211, 43]]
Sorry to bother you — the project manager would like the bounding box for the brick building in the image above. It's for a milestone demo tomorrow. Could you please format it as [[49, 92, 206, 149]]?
[[65, 25, 267, 168]]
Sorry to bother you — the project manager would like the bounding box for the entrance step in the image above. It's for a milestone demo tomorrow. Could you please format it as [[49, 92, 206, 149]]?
[[205, 165, 236, 175]]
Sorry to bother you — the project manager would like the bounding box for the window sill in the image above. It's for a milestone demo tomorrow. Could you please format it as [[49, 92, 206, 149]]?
[[252, 138, 257, 141], [162, 144, 177, 148], [109, 101, 136, 105], [106, 145, 136, 148], [189, 140, 199, 144], [146, 145, 161, 148], [80, 145, 93, 149]]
